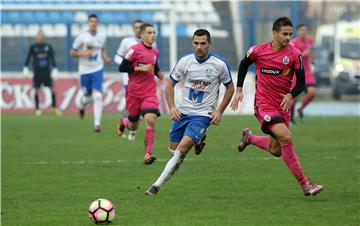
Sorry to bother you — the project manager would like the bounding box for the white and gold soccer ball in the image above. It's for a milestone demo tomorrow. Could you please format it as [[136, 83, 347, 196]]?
[[88, 198, 115, 224]]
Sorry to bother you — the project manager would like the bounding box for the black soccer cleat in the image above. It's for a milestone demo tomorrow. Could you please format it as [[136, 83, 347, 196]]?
[[79, 109, 85, 119], [194, 135, 206, 155], [145, 185, 160, 196]]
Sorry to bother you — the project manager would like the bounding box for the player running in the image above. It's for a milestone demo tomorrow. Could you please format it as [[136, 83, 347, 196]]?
[[23, 31, 60, 116], [145, 29, 234, 195], [231, 17, 323, 196], [117, 23, 164, 164], [70, 14, 111, 132], [290, 23, 316, 124]]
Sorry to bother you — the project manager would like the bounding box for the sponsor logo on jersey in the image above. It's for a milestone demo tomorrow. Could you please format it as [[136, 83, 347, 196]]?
[[188, 79, 210, 90], [205, 69, 213, 78], [261, 68, 291, 76], [261, 68, 282, 75], [283, 56, 289, 65]]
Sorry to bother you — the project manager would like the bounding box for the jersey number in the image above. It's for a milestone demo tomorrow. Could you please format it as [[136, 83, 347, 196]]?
[[189, 88, 204, 103]]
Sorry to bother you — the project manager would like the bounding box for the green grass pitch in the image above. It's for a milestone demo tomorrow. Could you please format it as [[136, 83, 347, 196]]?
[[2, 114, 359, 226]]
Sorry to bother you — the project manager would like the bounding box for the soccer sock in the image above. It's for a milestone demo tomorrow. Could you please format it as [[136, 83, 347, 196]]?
[[281, 143, 308, 185], [51, 92, 56, 108], [81, 96, 93, 110], [92, 92, 102, 126], [299, 95, 314, 111], [144, 128, 155, 155], [249, 135, 271, 152], [34, 93, 39, 109], [153, 150, 185, 188]]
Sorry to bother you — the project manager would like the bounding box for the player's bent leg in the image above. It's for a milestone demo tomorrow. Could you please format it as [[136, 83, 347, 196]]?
[[271, 123, 323, 195], [145, 136, 195, 196], [169, 142, 179, 156]]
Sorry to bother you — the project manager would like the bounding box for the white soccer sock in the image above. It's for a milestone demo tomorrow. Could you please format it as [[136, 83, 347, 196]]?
[[92, 92, 103, 126], [81, 96, 93, 110], [153, 150, 185, 188]]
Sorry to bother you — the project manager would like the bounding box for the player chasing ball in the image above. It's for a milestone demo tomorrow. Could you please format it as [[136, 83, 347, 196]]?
[[145, 29, 234, 196], [231, 17, 323, 196]]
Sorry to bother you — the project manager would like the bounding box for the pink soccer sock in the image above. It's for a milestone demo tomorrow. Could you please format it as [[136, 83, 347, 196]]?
[[121, 117, 129, 129], [249, 135, 271, 152], [281, 143, 308, 185], [144, 128, 155, 155], [299, 95, 314, 111]]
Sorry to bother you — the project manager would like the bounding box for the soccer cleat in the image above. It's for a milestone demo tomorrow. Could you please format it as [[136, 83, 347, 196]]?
[[144, 154, 156, 165], [302, 181, 324, 196], [297, 109, 305, 123], [35, 109, 42, 116], [79, 109, 85, 119], [52, 108, 62, 116], [128, 132, 136, 141], [93, 125, 101, 133], [145, 185, 160, 196], [237, 128, 253, 152], [115, 122, 126, 137], [194, 135, 206, 155]]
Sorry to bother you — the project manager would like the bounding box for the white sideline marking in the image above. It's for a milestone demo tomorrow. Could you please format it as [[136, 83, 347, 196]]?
[[21, 155, 358, 165]]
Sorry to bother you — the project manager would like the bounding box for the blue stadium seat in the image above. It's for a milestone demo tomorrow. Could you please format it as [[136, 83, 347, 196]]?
[[114, 12, 127, 23], [176, 23, 187, 37], [48, 11, 62, 23], [22, 11, 36, 24], [140, 11, 153, 22], [35, 11, 48, 23], [100, 12, 114, 24]]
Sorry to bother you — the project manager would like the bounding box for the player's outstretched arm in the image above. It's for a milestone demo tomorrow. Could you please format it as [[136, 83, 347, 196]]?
[[165, 80, 180, 121], [211, 83, 234, 125], [231, 56, 253, 111]]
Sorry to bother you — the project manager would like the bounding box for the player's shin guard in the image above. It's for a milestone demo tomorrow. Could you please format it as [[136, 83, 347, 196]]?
[[249, 135, 271, 152], [153, 150, 185, 188], [93, 92, 102, 126], [281, 143, 308, 185], [144, 128, 154, 155]]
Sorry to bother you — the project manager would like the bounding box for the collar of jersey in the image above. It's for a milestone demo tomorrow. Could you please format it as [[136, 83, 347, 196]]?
[[141, 42, 153, 49], [195, 52, 211, 64]]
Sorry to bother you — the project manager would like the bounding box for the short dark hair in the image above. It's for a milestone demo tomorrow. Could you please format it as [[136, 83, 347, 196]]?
[[272, 17, 293, 32], [140, 23, 154, 33], [88, 14, 98, 21], [296, 23, 306, 30], [193, 29, 211, 42], [132, 19, 144, 26]]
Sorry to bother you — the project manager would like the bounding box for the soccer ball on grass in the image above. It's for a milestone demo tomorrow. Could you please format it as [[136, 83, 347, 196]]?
[[88, 198, 115, 224]]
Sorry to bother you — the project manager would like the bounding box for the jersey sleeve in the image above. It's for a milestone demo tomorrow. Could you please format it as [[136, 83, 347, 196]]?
[[219, 61, 233, 86], [72, 34, 83, 51], [169, 57, 186, 84], [293, 50, 304, 71], [124, 47, 136, 62], [246, 45, 257, 62]]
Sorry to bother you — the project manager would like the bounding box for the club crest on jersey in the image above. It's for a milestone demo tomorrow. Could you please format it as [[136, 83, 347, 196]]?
[[264, 115, 271, 122], [44, 46, 49, 52], [205, 68, 213, 78], [282, 56, 289, 65]]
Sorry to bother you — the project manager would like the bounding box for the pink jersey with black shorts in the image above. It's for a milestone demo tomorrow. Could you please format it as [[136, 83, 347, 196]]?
[[124, 42, 160, 118], [291, 37, 316, 85], [247, 41, 303, 130]]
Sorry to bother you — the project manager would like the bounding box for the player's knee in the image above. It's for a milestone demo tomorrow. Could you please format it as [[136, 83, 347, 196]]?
[[145, 119, 156, 128], [278, 133, 292, 144], [92, 92, 102, 101], [271, 149, 282, 157]]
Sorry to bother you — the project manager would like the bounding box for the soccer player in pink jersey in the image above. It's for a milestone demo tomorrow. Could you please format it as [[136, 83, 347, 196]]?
[[231, 17, 323, 196], [117, 23, 164, 164], [290, 23, 316, 124]]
